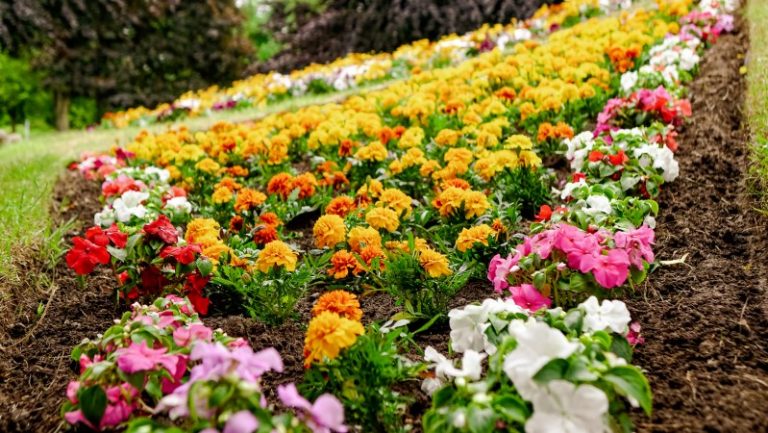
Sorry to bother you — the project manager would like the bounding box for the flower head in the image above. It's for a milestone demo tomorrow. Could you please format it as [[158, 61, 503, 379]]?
[[304, 312, 364, 367], [255, 240, 298, 272], [314, 215, 347, 248], [312, 290, 363, 321]]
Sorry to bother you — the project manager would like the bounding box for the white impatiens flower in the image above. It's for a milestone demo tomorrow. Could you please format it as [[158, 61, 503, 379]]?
[[422, 347, 486, 395], [579, 296, 631, 334], [449, 298, 523, 355], [94, 206, 116, 227], [564, 131, 596, 171], [634, 144, 679, 182], [679, 48, 700, 71], [525, 380, 609, 433], [583, 195, 613, 217], [165, 196, 192, 214], [620, 71, 638, 94], [144, 166, 171, 182], [502, 319, 579, 399], [113, 190, 150, 222], [559, 179, 587, 201]]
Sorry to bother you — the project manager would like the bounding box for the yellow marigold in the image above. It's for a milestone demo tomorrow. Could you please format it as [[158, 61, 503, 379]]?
[[377, 188, 413, 217], [186, 218, 220, 244], [234, 188, 267, 212], [212, 187, 233, 204], [202, 242, 230, 263], [434, 129, 460, 146], [431, 187, 466, 217], [354, 142, 388, 162], [418, 248, 452, 278], [455, 224, 497, 252], [348, 226, 382, 253], [312, 290, 363, 321], [444, 147, 474, 166], [365, 207, 400, 232], [195, 158, 221, 174], [303, 311, 364, 368], [462, 190, 490, 219], [255, 240, 298, 272], [313, 215, 347, 248], [504, 134, 533, 150], [356, 179, 384, 199], [419, 160, 441, 177], [398, 126, 425, 149]]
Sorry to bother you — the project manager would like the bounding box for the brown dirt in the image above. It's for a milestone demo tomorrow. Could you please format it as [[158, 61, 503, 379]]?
[[0, 170, 120, 432], [628, 17, 768, 433], [1, 17, 766, 433]]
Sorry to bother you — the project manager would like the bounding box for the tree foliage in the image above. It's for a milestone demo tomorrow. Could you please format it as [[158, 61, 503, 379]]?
[[257, 0, 559, 73], [1, 0, 253, 128]]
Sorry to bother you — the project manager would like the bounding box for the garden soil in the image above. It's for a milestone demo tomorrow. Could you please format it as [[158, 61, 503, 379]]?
[[1, 15, 767, 433]]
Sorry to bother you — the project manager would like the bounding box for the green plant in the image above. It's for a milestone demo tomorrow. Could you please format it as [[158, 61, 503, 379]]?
[[302, 324, 425, 433], [379, 246, 471, 319]]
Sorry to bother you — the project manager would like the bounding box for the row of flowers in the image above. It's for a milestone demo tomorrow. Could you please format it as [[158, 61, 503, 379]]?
[[101, 0, 635, 128], [417, 1, 736, 432], [61, 0, 737, 432], [64, 295, 349, 432]]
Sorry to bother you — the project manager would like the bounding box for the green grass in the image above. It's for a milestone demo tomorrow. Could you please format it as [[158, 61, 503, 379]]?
[[0, 79, 397, 278], [747, 0, 768, 211]]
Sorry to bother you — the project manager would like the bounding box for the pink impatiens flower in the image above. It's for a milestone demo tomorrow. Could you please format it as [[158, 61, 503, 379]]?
[[507, 284, 552, 312], [614, 226, 655, 270], [114, 340, 184, 376], [582, 249, 630, 289], [488, 253, 521, 293], [173, 323, 214, 347], [278, 383, 348, 433]]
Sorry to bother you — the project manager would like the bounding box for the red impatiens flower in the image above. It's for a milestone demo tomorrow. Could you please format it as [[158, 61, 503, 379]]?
[[85, 225, 127, 249], [608, 150, 629, 166], [66, 237, 111, 275], [143, 215, 178, 244], [534, 204, 553, 222], [160, 244, 202, 265], [184, 272, 211, 315], [572, 172, 587, 182], [140, 265, 169, 294], [588, 150, 605, 162]]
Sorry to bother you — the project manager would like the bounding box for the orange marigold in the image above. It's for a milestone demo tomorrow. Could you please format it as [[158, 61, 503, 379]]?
[[267, 173, 295, 199], [293, 172, 318, 199], [253, 225, 279, 245], [234, 188, 267, 212], [328, 250, 360, 279], [259, 212, 282, 227], [326, 196, 356, 218], [312, 290, 362, 321]]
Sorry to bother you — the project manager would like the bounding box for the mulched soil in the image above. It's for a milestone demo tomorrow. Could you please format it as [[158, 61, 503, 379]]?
[[628, 17, 768, 433], [1, 15, 766, 433]]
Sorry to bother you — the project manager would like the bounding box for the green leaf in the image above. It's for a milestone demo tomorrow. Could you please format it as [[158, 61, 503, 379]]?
[[432, 386, 455, 406], [79, 385, 107, 427], [467, 407, 496, 433], [603, 365, 653, 415], [196, 258, 213, 277], [107, 245, 127, 261], [610, 335, 633, 362], [533, 358, 569, 383], [492, 394, 530, 424]]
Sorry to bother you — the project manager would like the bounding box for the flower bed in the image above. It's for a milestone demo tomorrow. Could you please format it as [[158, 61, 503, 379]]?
[[101, 0, 630, 128], [62, 0, 739, 432]]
